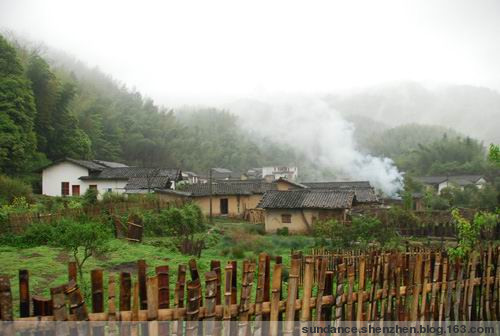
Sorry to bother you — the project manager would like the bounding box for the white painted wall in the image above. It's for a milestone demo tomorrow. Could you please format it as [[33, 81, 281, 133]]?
[[42, 162, 90, 196], [42, 161, 127, 197], [262, 166, 298, 181]]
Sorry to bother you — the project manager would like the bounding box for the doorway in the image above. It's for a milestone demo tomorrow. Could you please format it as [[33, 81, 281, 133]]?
[[220, 198, 228, 215]]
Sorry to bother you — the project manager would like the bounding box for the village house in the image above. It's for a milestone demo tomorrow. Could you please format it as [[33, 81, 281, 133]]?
[[40, 158, 182, 197], [156, 180, 276, 217], [416, 175, 487, 195], [258, 189, 356, 233]]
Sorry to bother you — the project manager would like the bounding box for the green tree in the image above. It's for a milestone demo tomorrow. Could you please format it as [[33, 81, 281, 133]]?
[[489, 144, 500, 166], [0, 35, 37, 173], [57, 219, 112, 282]]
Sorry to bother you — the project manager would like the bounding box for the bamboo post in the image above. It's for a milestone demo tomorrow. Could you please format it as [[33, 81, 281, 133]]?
[[210, 260, 222, 305], [19, 269, 30, 318], [223, 263, 233, 336], [91, 269, 104, 313], [430, 252, 441, 320], [138, 260, 148, 310], [301, 256, 314, 325], [410, 254, 422, 321], [147, 276, 159, 320], [438, 257, 448, 321], [32, 296, 52, 316], [156, 266, 170, 309], [335, 264, 346, 322], [346, 264, 355, 321], [186, 279, 201, 336], [108, 274, 117, 321], [120, 272, 132, 311], [356, 256, 366, 322], [454, 259, 464, 321], [174, 264, 186, 336], [420, 253, 431, 321], [205, 271, 218, 336], [284, 257, 300, 335], [254, 254, 266, 336], [238, 261, 255, 336], [270, 263, 282, 336], [315, 258, 328, 321], [51, 285, 69, 335], [0, 276, 13, 320], [65, 280, 88, 320]]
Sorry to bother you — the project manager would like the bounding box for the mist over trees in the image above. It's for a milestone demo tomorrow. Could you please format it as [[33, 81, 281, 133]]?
[[0, 34, 498, 194]]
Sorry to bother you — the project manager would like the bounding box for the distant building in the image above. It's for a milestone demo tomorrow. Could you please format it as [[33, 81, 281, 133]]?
[[261, 166, 298, 181], [40, 158, 182, 197], [182, 171, 199, 184], [156, 180, 275, 217], [258, 189, 356, 233], [416, 175, 487, 195]]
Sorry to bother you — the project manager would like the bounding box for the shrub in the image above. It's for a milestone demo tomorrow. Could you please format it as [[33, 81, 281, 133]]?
[[0, 175, 33, 205], [83, 188, 98, 206], [276, 227, 289, 236]]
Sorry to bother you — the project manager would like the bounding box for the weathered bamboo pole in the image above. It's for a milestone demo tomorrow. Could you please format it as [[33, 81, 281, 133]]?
[[186, 279, 201, 336], [156, 266, 170, 309], [91, 269, 104, 313], [65, 280, 88, 321], [205, 271, 218, 336], [284, 257, 299, 335], [270, 263, 282, 336], [138, 260, 148, 310], [19, 269, 30, 318], [0, 275, 13, 320], [120, 272, 132, 311]]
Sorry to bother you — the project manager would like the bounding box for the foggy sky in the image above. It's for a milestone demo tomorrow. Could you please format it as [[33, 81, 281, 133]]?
[[1, 0, 500, 106]]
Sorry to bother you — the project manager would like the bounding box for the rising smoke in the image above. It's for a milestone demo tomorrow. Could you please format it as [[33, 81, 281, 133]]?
[[228, 95, 403, 196]]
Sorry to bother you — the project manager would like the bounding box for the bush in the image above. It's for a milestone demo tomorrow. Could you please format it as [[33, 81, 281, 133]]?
[[83, 188, 98, 206], [276, 227, 289, 236], [0, 175, 33, 205]]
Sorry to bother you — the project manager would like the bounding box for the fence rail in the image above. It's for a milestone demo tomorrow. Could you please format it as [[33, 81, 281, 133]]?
[[5, 199, 179, 234], [0, 247, 499, 330]]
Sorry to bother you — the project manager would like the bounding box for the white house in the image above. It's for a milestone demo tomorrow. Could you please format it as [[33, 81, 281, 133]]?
[[416, 175, 487, 195], [40, 158, 182, 197], [262, 166, 299, 181]]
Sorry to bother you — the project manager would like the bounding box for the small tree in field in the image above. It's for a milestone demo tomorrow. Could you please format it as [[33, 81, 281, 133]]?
[[56, 219, 112, 281], [160, 203, 206, 255]]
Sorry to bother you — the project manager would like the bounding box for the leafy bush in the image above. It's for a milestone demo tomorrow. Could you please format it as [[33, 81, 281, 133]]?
[[101, 192, 126, 204], [314, 215, 399, 249], [0, 175, 33, 205], [83, 188, 98, 206], [276, 227, 289, 236]]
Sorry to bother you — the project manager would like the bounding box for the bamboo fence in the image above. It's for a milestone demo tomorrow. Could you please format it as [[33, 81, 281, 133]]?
[[1, 247, 499, 331]]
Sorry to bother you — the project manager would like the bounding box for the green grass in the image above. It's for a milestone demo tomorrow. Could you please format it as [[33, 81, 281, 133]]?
[[0, 217, 314, 316]]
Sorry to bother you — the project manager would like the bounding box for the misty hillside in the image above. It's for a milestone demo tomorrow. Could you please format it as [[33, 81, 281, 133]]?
[[324, 81, 500, 144]]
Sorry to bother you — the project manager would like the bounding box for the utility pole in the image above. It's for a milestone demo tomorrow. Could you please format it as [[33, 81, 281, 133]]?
[[209, 168, 213, 224]]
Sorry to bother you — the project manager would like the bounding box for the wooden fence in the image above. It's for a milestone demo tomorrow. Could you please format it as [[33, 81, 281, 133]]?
[[1, 247, 499, 330], [5, 199, 179, 234]]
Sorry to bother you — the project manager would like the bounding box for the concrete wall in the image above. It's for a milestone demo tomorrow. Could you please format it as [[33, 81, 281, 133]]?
[[42, 161, 127, 197]]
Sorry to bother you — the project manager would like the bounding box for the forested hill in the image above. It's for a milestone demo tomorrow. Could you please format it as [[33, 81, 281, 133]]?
[[0, 35, 300, 180]]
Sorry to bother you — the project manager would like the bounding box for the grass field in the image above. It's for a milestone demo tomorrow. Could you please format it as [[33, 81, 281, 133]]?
[[0, 217, 314, 316]]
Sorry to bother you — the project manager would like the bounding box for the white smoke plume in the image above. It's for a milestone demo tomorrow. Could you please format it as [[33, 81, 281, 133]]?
[[228, 95, 403, 196]]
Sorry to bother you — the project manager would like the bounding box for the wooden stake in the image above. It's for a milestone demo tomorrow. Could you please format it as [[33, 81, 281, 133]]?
[[19, 269, 30, 318]]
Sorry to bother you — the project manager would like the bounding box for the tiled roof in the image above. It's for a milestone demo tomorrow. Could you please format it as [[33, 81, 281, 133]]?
[[95, 167, 182, 180], [38, 158, 128, 172], [92, 160, 128, 168], [258, 190, 355, 210], [303, 181, 372, 189], [124, 177, 173, 190], [176, 180, 277, 196], [416, 175, 485, 186], [298, 181, 378, 203]]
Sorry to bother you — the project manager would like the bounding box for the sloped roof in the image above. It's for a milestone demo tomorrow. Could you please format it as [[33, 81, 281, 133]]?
[[124, 176, 173, 190], [38, 158, 128, 172], [303, 181, 372, 189], [93, 167, 182, 180], [175, 180, 277, 196], [416, 175, 485, 186], [258, 190, 355, 210]]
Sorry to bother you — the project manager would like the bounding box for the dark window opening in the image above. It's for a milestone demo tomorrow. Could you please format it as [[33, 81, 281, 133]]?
[[61, 182, 69, 196], [220, 198, 228, 215], [89, 185, 97, 190]]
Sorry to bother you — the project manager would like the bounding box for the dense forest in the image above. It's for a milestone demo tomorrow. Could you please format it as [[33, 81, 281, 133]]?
[[0, 34, 498, 196], [0, 35, 301, 185]]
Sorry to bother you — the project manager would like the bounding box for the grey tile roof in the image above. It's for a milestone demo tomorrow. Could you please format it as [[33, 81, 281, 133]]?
[[124, 176, 173, 190], [95, 167, 182, 180], [258, 190, 355, 210], [176, 180, 277, 196], [299, 181, 378, 203], [92, 160, 128, 168], [38, 158, 128, 172], [416, 175, 485, 186], [303, 181, 372, 189], [65, 158, 107, 171]]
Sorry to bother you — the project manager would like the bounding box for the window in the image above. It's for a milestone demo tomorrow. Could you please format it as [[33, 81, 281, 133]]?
[[61, 182, 69, 196], [89, 185, 97, 190], [72, 185, 80, 196], [281, 214, 292, 224], [107, 188, 112, 193]]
